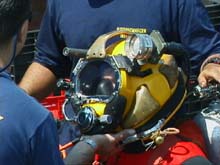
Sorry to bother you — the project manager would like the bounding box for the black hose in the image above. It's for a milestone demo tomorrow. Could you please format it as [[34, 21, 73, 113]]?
[[164, 42, 191, 77]]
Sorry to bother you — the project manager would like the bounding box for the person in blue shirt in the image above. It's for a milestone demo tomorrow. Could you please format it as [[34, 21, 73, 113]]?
[[18, 0, 220, 164], [0, 0, 63, 164], [19, 0, 220, 100], [0, 0, 135, 164]]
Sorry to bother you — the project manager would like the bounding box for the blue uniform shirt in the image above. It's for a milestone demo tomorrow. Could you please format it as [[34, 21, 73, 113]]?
[[0, 71, 64, 165], [35, 0, 220, 78]]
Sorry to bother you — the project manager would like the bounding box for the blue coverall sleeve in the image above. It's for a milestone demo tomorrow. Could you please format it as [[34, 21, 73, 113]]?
[[177, 0, 220, 75], [34, 0, 72, 78]]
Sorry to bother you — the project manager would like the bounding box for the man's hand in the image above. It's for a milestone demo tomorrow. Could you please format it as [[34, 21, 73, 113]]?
[[64, 129, 135, 165], [92, 129, 135, 155], [198, 63, 220, 87]]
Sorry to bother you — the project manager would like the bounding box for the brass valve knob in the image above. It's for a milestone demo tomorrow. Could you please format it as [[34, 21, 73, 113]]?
[[154, 136, 164, 145]]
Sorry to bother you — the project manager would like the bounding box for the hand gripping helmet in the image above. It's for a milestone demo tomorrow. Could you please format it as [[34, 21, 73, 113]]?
[[60, 30, 188, 151]]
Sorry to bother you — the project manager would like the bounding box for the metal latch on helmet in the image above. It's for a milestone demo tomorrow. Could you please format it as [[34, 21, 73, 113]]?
[[122, 119, 164, 145], [122, 119, 180, 150]]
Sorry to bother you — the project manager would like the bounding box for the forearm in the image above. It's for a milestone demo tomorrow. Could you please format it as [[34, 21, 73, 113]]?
[[64, 130, 135, 165], [19, 62, 57, 101], [64, 141, 96, 165]]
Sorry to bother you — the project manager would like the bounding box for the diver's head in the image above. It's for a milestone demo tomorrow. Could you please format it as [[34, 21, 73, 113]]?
[[0, 0, 31, 71], [62, 31, 187, 152]]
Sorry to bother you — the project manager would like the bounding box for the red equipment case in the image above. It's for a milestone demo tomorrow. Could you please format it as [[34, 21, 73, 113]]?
[[40, 91, 65, 120]]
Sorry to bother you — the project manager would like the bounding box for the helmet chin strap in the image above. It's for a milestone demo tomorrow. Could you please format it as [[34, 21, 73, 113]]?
[[0, 33, 18, 73]]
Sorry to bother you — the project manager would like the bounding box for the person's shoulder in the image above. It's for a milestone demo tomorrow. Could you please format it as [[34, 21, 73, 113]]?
[[0, 83, 53, 137], [8, 85, 51, 122], [21, 93, 51, 119], [16, 94, 55, 137]]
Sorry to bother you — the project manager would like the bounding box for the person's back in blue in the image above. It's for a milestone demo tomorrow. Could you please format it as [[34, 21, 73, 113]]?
[[0, 0, 64, 164]]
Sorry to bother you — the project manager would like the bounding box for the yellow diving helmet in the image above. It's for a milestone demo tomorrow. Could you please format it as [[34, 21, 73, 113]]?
[[60, 30, 188, 150]]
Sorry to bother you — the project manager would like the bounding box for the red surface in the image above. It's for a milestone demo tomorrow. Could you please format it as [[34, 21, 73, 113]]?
[[41, 91, 65, 120]]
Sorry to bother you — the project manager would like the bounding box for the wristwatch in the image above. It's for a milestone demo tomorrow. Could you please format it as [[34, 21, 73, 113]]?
[[204, 57, 220, 65], [201, 56, 220, 71]]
